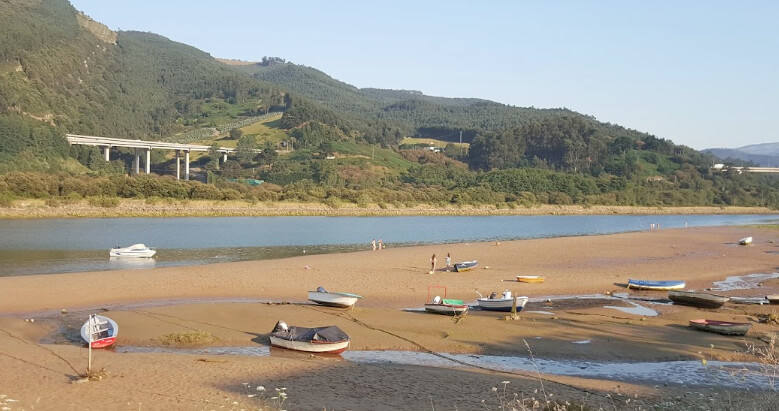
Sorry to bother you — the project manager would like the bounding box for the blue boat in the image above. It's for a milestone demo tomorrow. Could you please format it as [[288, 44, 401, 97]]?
[[627, 279, 685, 291], [453, 260, 478, 272]]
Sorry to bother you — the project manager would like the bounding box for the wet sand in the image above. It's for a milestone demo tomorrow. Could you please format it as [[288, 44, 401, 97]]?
[[1, 226, 778, 410]]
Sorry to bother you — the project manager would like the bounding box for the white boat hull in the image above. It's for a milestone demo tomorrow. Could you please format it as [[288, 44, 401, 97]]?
[[424, 304, 469, 316], [80, 315, 119, 348], [477, 296, 529, 312], [269, 336, 350, 353], [739, 237, 753, 245], [109, 244, 156, 258], [308, 291, 362, 308]]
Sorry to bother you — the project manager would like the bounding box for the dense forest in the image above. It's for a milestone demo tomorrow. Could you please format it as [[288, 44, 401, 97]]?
[[0, 0, 777, 210]]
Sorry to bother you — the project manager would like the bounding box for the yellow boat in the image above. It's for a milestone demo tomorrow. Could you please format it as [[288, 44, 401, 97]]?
[[516, 275, 545, 283]]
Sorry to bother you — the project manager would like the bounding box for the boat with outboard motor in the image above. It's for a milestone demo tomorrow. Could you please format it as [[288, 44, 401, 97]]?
[[109, 244, 156, 258]]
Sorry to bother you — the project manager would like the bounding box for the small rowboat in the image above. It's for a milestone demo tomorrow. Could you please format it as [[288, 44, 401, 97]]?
[[668, 291, 729, 309], [738, 237, 753, 245], [767, 295, 779, 304], [109, 243, 156, 258], [627, 279, 686, 291], [453, 260, 478, 272], [729, 296, 768, 305], [80, 314, 118, 348], [269, 321, 350, 354], [477, 290, 529, 312], [689, 319, 751, 336], [425, 298, 469, 315], [308, 287, 363, 308], [516, 275, 544, 283]]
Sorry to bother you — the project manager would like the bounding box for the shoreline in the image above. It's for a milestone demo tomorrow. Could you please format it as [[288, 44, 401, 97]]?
[[0, 198, 776, 218]]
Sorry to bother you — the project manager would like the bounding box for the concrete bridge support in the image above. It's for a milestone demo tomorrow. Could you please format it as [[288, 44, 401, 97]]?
[[175, 150, 181, 180], [145, 148, 151, 174], [185, 151, 190, 181], [223, 153, 228, 164], [133, 149, 140, 175], [103, 146, 110, 161]]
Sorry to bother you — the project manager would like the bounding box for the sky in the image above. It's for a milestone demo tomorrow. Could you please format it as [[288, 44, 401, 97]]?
[[69, 0, 779, 150]]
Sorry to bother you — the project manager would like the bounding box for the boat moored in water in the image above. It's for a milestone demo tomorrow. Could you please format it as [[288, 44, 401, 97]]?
[[268, 321, 350, 354], [80, 314, 119, 348], [109, 244, 156, 258], [668, 290, 728, 309], [308, 286, 363, 308], [689, 319, 751, 336], [627, 279, 686, 291]]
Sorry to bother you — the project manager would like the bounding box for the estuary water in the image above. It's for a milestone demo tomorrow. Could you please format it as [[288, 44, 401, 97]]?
[[0, 214, 775, 276]]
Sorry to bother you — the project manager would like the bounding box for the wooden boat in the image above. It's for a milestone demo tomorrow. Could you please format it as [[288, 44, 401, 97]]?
[[424, 285, 468, 315], [767, 295, 779, 304], [689, 319, 751, 336], [80, 314, 118, 348], [268, 321, 350, 354], [109, 243, 156, 258], [477, 290, 529, 312], [738, 236, 753, 245], [516, 275, 544, 283], [668, 291, 728, 309], [308, 287, 363, 308], [627, 279, 686, 291], [453, 260, 478, 272]]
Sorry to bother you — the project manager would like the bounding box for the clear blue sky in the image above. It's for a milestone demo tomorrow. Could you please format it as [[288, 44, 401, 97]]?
[[70, 0, 778, 149]]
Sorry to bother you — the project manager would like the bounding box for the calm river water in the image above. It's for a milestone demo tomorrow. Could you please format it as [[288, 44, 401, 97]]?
[[0, 214, 775, 276]]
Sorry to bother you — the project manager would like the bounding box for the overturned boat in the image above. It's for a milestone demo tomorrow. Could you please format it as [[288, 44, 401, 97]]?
[[477, 290, 529, 312], [269, 321, 350, 354], [80, 314, 118, 349], [109, 244, 156, 258], [689, 319, 750, 336], [668, 291, 728, 309], [627, 279, 686, 291], [308, 286, 363, 308]]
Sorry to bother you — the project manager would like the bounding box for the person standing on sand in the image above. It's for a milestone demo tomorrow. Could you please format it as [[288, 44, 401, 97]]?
[[371, 239, 377, 251], [378, 239, 384, 250], [431, 253, 437, 272], [445, 253, 451, 271]]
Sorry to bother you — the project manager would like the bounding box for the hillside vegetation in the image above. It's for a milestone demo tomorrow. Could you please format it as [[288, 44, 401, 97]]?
[[0, 0, 776, 211]]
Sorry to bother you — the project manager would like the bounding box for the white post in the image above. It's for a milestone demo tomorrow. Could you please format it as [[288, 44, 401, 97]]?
[[133, 150, 140, 175], [103, 146, 110, 161], [176, 150, 181, 180], [223, 152, 227, 164], [185, 151, 190, 180], [145, 148, 151, 174], [87, 314, 93, 373]]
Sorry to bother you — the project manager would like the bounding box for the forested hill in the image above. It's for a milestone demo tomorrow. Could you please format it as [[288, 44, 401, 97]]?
[[0, 0, 279, 169]]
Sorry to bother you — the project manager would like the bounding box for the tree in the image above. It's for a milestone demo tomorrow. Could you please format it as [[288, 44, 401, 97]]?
[[236, 135, 257, 164], [208, 143, 221, 170], [229, 128, 243, 140]]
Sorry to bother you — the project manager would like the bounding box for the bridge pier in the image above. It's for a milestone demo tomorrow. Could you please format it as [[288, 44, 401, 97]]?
[[145, 148, 151, 174], [185, 151, 190, 181], [103, 146, 110, 161], [223, 153, 227, 164], [175, 150, 181, 180], [133, 149, 140, 174]]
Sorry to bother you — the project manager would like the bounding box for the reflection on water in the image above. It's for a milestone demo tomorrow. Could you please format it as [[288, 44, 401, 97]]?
[[0, 214, 775, 276]]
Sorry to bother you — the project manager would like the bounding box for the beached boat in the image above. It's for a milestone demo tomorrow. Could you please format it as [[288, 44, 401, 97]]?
[[516, 275, 544, 283], [308, 286, 363, 308], [729, 296, 768, 305], [738, 236, 753, 245], [627, 279, 686, 291], [109, 244, 156, 258], [689, 319, 751, 336], [668, 291, 728, 309], [477, 290, 529, 312], [80, 314, 118, 348], [268, 321, 350, 354], [453, 260, 478, 272], [767, 295, 779, 304], [425, 297, 469, 315]]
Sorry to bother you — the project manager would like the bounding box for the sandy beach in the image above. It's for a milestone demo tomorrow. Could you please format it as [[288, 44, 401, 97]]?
[[0, 226, 777, 410]]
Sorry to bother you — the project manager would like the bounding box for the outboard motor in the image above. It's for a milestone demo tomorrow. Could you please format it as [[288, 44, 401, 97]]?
[[316, 286, 327, 293], [273, 320, 289, 333], [432, 296, 442, 304], [489, 292, 498, 299]]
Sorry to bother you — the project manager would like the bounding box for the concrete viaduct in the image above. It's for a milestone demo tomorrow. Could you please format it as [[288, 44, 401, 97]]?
[[66, 134, 259, 180]]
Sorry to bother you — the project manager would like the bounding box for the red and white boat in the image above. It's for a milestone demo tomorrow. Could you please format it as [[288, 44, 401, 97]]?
[[424, 285, 469, 316], [269, 321, 350, 354], [80, 314, 118, 348]]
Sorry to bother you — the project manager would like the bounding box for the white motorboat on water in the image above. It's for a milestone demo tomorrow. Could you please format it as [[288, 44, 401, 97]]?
[[738, 236, 753, 245], [109, 244, 156, 258], [477, 290, 529, 312], [80, 314, 119, 348], [308, 286, 363, 308]]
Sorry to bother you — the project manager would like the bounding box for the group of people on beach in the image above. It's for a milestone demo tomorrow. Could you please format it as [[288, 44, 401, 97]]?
[[370, 239, 385, 251], [430, 252, 452, 273]]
